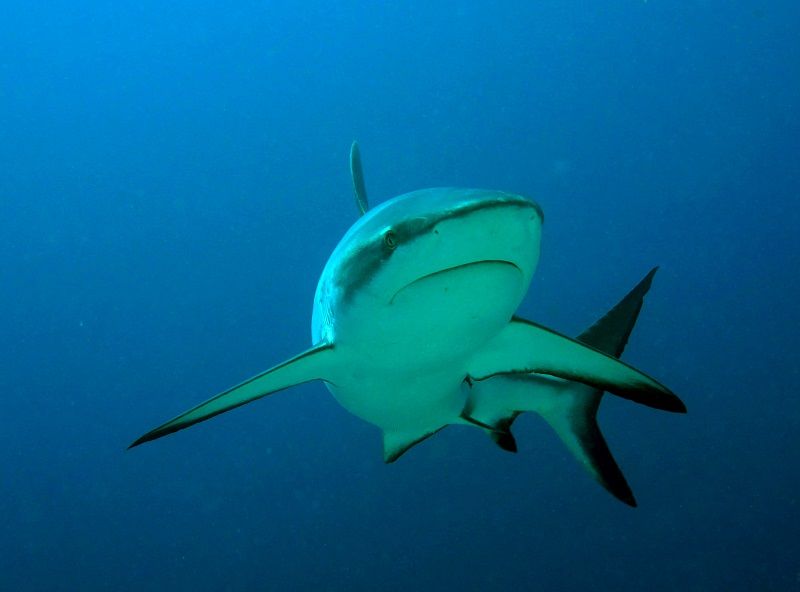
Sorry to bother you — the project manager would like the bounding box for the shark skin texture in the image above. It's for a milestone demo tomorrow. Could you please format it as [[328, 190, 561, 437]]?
[[130, 143, 685, 506]]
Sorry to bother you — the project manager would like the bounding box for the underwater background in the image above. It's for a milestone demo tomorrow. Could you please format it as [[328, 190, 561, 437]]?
[[2, 1, 798, 590]]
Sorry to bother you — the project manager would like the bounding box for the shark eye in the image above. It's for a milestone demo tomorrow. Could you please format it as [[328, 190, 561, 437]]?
[[383, 230, 398, 250]]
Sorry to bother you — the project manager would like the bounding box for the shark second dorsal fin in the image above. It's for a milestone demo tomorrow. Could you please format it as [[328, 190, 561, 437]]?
[[349, 140, 369, 216]]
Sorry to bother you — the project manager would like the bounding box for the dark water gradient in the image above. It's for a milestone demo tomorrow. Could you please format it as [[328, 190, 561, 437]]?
[[1, 1, 798, 590]]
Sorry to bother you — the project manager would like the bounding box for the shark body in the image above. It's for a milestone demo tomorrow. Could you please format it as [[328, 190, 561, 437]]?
[[131, 144, 685, 506]]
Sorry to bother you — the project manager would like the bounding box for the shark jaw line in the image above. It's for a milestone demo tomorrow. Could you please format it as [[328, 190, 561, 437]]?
[[389, 259, 521, 304]]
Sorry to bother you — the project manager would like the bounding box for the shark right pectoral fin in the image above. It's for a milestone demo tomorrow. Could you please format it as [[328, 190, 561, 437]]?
[[129, 343, 337, 448], [467, 318, 686, 413]]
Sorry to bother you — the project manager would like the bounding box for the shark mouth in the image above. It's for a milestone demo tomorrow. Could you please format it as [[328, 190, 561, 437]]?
[[390, 259, 521, 304]]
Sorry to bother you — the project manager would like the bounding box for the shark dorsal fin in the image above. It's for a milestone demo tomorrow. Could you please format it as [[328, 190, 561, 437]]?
[[349, 140, 369, 216]]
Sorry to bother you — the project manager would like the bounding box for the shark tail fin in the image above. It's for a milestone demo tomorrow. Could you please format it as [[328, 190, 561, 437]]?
[[577, 267, 658, 357], [465, 268, 660, 506], [468, 377, 635, 506], [538, 388, 636, 506]]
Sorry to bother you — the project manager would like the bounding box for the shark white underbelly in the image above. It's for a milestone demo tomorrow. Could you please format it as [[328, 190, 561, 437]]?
[[323, 260, 525, 436]]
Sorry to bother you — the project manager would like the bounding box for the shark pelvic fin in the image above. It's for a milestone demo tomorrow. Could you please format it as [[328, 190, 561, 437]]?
[[349, 140, 369, 216], [129, 343, 336, 448]]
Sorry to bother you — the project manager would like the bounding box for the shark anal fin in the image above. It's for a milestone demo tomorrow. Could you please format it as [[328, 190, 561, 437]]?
[[468, 317, 685, 413], [458, 410, 519, 453], [130, 343, 336, 448], [490, 412, 521, 453], [458, 412, 502, 432], [490, 429, 518, 453], [349, 140, 369, 216]]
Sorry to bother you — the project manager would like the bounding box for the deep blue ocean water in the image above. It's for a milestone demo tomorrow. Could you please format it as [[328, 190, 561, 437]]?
[[2, 1, 798, 590]]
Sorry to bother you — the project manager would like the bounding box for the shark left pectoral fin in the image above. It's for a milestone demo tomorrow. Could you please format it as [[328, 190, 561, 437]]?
[[129, 343, 337, 448], [382, 427, 444, 463], [467, 318, 686, 413]]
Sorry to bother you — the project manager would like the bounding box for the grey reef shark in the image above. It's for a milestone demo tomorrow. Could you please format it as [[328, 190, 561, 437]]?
[[131, 142, 686, 507]]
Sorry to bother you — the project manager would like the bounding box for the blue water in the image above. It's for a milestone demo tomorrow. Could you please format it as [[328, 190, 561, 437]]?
[[2, 2, 798, 590]]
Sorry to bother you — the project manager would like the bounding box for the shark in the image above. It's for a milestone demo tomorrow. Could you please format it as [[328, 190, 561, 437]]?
[[130, 142, 685, 506]]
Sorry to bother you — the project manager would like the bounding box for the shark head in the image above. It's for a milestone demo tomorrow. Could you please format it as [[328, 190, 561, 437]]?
[[312, 188, 543, 347]]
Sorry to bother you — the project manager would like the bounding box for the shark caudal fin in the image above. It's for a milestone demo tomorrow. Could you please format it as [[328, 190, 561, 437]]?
[[129, 344, 336, 448], [464, 268, 662, 506], [537, 388, 636, 505]]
